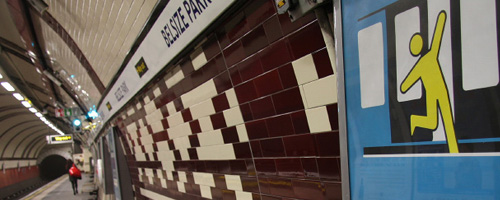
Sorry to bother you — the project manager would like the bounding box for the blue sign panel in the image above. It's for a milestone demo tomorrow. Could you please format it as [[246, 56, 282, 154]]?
[[341, 0, 500, 199]]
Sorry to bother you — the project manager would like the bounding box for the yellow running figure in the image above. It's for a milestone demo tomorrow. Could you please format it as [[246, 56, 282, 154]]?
[[400, 11, 459, 153]]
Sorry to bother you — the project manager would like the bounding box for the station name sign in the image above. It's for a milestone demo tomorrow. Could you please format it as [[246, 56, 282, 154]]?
[[47, 134, 73, 144]]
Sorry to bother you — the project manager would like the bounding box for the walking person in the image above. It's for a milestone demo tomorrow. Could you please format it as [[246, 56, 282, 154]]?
[[66, 159, 81, 195]]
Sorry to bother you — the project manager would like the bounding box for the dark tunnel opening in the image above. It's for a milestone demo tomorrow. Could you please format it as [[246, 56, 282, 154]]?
[[39, 155, 67, 181]]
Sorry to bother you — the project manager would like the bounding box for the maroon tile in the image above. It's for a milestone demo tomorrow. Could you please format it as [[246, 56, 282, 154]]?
[[241, 176, 260, 193], [317, 158, 341, 182], [278, 9, 316, 35], [313, 48, 334, 78], [226, 12, 250, 42], [237, 54, 263, 82], [230, 66, 243, 86], [327, 104, 340, 131], [283, 134, 317, 156], [291, 111, 310, 134], [229, 160, 247, 175], [214, 72, 232, 94], [216, 161, 231, 174], [272, 87, 304, 114], [214, 174, 228, 190], [250, 97, 276, 119], [211, 187, 223, 200], [173, 98, 184, 112], [324, 182, 342, 200], [223, 40, 245, 67], [195, 161, 206, 172], [263, 15, 283, 43], [244, 0, 276, 29], [216, 28, 231, 50], [234, 142, 252, 158], [160, 106, 169, 118], [250, 140, 263, 157], [147, 125, 153, 134], [191, 67, 207, 87], [259, 39, 293, 72], [315, 131, 340, 157], [278, 63, 298, 89], [254, 70, 283, 98], [210, 112, 227, 130], [245, 119, 269, 140], [254, 159, 277, 176], [152, 131, 169, 142], [190, 120, 202, 134], [288, 22, 325, 59], [268, 177, 293, 198], [180, 59, 195, 78], [168, 139, 176, 150], [203, 34, 221, 60], [252, 193, 262, 200], [173, 150, 181, 160], [182, 108, 193, 122], [213, 93, 230, 113], [242, 25, 269, 56], [275, 158, 304, 178], [189, 135, 200, 147], [259, 178, 271, 195], [187, 183, 201, 196], [246, 159, 257, 176], [222, 189, 237, 200], [235, 80, 258, 104], [266, 114, 294, 137], [301, 158, 320, 179], [240, 103, 253, 122], [181, 75, 195, 93], [222, 127, 239, 144], [188, 148, 198, 160], [187, 171, 195, 183], [292, 179, 326, 200], [260, 138, 285, 157]]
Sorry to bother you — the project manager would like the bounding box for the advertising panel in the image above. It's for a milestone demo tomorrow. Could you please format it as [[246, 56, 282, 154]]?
[[338, 0, 500, 199]]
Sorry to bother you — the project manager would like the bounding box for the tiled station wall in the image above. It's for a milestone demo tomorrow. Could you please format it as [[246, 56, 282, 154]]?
[[0, 161, 39, 189], [113, 0, 340, 199]]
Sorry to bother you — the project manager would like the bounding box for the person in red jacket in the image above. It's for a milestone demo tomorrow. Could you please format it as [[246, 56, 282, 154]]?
[[66, 159, 79, 195]]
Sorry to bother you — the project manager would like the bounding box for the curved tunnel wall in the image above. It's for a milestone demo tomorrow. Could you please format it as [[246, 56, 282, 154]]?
[[109, 1, 341, 199]]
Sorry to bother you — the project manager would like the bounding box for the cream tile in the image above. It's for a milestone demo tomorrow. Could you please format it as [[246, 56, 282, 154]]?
[[179, 149, 190, 161], [191, 100, 216, 120], [193, 172, 216, 187], [303, 75, 337, 108], [150, 120, 164, 134], [177, 181, 186, 193], [144, 101, 157, 115], [305, 106, 332, 133], [154, 87, 161, 97], [161, 178, 167, 188], [223, 107, 244, 127], [200, 185, 212, 199], [166, 102, 176, 115], [225, 175, 242, 191], [198, 130, 224, 146], [181, 79, 218, 108], [236, 124, 249, 142], [168, 123, 192, 139], [191, 48, 207, 71], [292, 54, 319, 85], [173, 136, 191, 149], [197, 144, 236, 160], [167, 112, 184, 128], [144, 95, 151, 105], [165, 66, 184, 88], [226, 88, 239, 108], [199, 116, 214, 132], [235, 191, 253, 200], [178, 171, 187, 183], [127, 107, 135, 116]]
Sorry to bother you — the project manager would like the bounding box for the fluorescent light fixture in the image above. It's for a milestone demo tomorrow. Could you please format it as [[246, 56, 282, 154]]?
[[40, 117, 46, 121], [29, 108, 37, 113], [1, 82, 15, 91], [42, 70, 62, 86], [13, 93, 24, 101], [35, 112, 42, 117], [21, 101, 31, 108], [0, 73, 3, 79]]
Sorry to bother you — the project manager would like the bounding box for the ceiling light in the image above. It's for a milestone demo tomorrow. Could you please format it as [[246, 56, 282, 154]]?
[[13, 93, 24, 101], [21, 101, 31, 108], [1, 82, 15, 91], [29, 108, 37, 113], [0, 73, 3, 79], [35, 112, 42, 117]]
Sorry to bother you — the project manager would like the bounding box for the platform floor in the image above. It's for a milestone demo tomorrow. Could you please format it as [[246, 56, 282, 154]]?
[[21, 173, 96, 200]]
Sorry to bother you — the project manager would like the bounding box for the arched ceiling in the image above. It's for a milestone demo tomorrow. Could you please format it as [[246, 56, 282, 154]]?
[[0, 0, 159, 161]]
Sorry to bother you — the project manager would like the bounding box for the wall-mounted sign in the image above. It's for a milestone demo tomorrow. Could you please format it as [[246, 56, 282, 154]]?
[[55, 108, 83, 117], [337, 0, 500, 199], [48, 134, 73, 144], [98, 0, 237, 125]]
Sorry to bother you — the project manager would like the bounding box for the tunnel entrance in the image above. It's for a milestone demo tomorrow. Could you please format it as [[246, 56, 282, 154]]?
[[39, 155, 67, 181]]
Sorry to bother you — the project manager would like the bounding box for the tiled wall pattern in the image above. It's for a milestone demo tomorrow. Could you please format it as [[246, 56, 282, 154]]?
[[113, 1, 340, 199]]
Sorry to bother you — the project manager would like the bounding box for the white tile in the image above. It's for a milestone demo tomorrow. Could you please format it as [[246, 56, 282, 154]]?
[[178, 171, 187, 183], [166, 102, 176, 115], [157, 169, 164, 179], [199, 116, 214, 132], [236, 124, 249, 142], [148, 108, 165, 125], [154, 87, 161, 97], [181, 79, 218, 108], [136, 102, 142, 110], [166, 170, 174, 180], [150, 121, 164, 134], [144, 101, 157, 115], [299, 85, 308, 109], [292, 54, 318, 85], [156, 141, 171, 152], [145, 168, 154, 176], [165, 66, 184, 88], [226, 89, 239, 108], [168, 123, 192, 139], [140, 188, 175, 200], [223, 107, 244, 127], [305, 106, 332, 133], [167, 112, 184, 128], [162, 161, 175, 171], [135, 153, 146, 161], [127, 108, 135, 117], [126, 123, 137, 134], [198, 130, 224, 146], [148, 176, 153, 185], [161, 178, 167, 188], [144, 95, 151, 105], [177, 181, 186, 193], [140, 134, 153, 145], [179, 149, 190, 160], [138, 120, 144, 129], [173, 136, 191, 149], [157, 150, 175, 162], [191, 48, 207, 71], [191, 100, 216, 120], [225, 175, 242, 191], [197, 144, 236, 160], [144, 144, 154, 153], [200, 185, 212, 199], [303, 75, 337, 108], [235, 191, 253, 200], [193, 172, 216, 187]]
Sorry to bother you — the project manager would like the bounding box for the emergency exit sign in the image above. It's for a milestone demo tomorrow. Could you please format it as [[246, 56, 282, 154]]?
[[55, 108, 82, 117]]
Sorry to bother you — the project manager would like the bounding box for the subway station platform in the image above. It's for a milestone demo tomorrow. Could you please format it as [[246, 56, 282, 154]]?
[[21, 173, 96, 200]]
